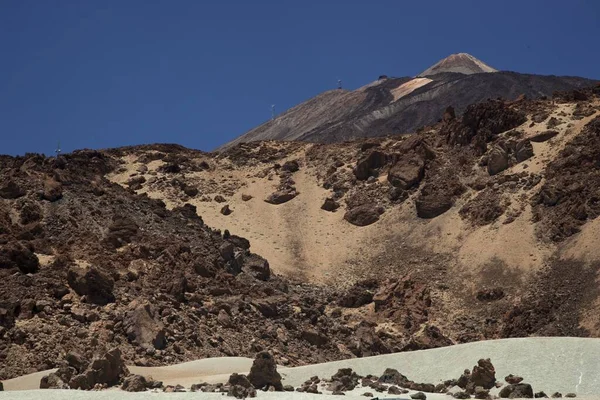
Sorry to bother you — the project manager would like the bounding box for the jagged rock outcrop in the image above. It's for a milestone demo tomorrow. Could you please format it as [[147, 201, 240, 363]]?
[[124, 300, 167, 350], [41, 348, 129, 390], [67, 265, 115, 305], [247, 352, 283, 391]]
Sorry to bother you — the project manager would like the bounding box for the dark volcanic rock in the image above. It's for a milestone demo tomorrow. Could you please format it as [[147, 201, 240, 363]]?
[[0, 181, 26, 199], [321, 197, 340, 212], [265, 190, 297, 204], [124, 300, 167, 350], [378, 368, 410, 386], [530, 130, 558, 143], [344, 204, 381, 226], [281, 160, 300, 172], [487, 146, 509, 175], [415, 190, 453, 219], [121, 374, 149, 392], [401, 324, 453, 351], [338, 279, 376, 308], [66, 352, 89, 372], [499, 383, 534, 399], [243, 253, 271, 281], [505, 374, 523, 384], [454, 391, 471, 399], [388, 153, 425, 189], [220, 204, 233, 215], [474, 386, 490, 399], [43, 348, 129, 390], [301, 329, 329, 347], [247, 352, 283, 391], [67, 266, 115, 305], [355, 150, 388, 180], [41, 178, 63, 202], [515, 140, 534, 162], [470, 359, 496, 390], [104, 216, 139, 248], [0, 241, 39, 273], [228, 373, 257, 398], [329, 368, 362, 391], [476, 288, 505, 302], [78, 348, 129, 388]]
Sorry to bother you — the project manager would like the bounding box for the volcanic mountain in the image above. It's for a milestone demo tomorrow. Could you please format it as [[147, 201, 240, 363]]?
[[1, 83, 600, 386], [219, 53, 596, 149], [419, 53, 497, 76]]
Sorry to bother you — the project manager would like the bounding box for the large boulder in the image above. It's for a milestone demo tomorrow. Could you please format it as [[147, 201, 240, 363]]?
[[247, 352, 283, 391], [104, 216, 139, 248], [41, 178, 63, 202], [281, 160, 300, 173], [67, 266, 115, 305], [348, 323, 391, 357], [530, 130, 558, 143], [265, 190, 297, 205], [40, 372, 70, 389], [500, 383, 534, 399], [65, 352, 89, 373], [123, 300, 167, 350], [321, 197, 340, 212], [378, 368, 410, 386], [487, 146, 509, 175], [41, 348, 128, 390], [243, 254, 271, 281], [415, 191, 453, 219], [344, 204, 381, 226], [228, 373, 257, 399], [388, 154, 425, 189], [354, 150, 388, 180], [0, 241, 39, 273], [301, 329, 329, 346], [470, 359, 496, 390], [0, 180, 25, 199], [72, 348, 129, 389], [329, 368, 362, 392], [121, 375, 150, 392], [515, 140, 534, 162]]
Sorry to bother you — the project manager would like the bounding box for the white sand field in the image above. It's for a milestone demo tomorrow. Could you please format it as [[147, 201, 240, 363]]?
[[3, 337, 600, 398]]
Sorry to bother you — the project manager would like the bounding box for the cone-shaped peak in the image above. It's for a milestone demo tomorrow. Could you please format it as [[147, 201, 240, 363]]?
[[419, 53, 497, 77]]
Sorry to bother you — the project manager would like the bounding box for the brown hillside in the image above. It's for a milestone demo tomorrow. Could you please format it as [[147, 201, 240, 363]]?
[[1, 86, 600, 382]]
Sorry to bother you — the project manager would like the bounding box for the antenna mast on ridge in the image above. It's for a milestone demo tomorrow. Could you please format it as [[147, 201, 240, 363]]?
[[55, 141, 61, 156], [338, 79, 342, 90], [271, 104, 275, 121]]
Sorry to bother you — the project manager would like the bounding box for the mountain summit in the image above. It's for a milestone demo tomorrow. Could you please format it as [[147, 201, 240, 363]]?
[[218, 54, 595, 150], [419, 53, 497, 76]]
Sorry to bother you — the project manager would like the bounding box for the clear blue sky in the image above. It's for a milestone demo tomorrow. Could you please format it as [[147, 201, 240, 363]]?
[[1, 0, 599, 155]]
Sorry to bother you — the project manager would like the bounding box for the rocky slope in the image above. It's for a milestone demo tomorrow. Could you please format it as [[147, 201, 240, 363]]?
[[2, 85, 600, 383], [220, 54, 596, 149]]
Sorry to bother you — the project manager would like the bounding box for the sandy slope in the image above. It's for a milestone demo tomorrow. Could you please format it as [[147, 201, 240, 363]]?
[[106, 102, 599, 287], [391, 78, 433, 101], [4, 337, 600, 395]]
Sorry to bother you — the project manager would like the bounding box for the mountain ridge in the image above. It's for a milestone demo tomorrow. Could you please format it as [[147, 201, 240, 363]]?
[[219, 55, 597, 150]]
